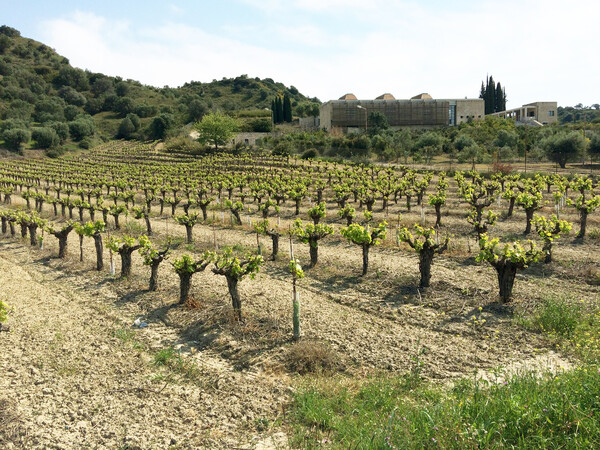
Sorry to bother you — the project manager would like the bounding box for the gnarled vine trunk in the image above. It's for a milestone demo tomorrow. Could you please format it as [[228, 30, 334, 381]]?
[[309, 238, 319, 267], [524, 208, 534, 234], [578, 209, 588, 239], [27, 224, 38, 247], [495, 263, 518, 303], [226, 276, 242, 321], [419, 248, 435, 288], [178, 272, 192, 304], [93, 232, 103, 271], [361, 244, 370, 276]]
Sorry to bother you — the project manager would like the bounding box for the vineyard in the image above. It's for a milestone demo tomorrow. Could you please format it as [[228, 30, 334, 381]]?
[[1, 140, 600, 447]]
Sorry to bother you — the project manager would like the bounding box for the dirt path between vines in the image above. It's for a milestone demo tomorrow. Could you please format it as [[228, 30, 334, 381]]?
[[0, 242, 288, 449]]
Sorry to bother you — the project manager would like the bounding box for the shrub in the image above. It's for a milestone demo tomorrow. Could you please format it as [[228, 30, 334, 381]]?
[[2, 128, 30, 151], [301, 148, 318, 159], [286, 340, 343, 374], [32, 127, 59, 149]]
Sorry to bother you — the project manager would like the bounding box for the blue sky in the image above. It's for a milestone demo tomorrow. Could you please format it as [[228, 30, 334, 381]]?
[[1, 0, 598, 108]]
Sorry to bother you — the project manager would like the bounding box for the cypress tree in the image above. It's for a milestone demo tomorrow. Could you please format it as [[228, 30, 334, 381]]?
[[495, 82, 506, 112], [283, 93, 292, 122], [487, 75, 496, 115], [271, 98, 276, 123], [276, 95, 284, 124], [480, 75, 507, 115]]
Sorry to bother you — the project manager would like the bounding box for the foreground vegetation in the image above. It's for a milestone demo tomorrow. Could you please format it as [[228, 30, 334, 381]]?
[[292, 295, 600, 448]]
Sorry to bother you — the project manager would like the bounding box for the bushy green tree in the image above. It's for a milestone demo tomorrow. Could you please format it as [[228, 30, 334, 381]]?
[[541, 131, 586, 169], [32, 127, 59, 149], [2, 128, 30, 151], [194, 112, 238, 150]]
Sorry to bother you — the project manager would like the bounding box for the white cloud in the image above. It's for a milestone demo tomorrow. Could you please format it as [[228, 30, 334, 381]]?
[[38, 3, 600, 108]]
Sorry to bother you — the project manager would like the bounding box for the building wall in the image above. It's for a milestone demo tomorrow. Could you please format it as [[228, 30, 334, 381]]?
[[454, 99, 485, 124], [489, 101, 558, 125], [299, 116, 320, 131], [525, 102, 558, 125], [320, 98, 484, 131], [232, 132, 269, 147]]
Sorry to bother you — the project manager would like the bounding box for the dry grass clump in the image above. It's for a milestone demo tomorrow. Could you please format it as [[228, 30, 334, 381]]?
[[286, 339, 345, 375], [0, 398, 27, 446]]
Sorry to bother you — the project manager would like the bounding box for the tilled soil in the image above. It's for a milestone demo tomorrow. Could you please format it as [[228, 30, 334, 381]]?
[[0, 193, 594, 448], [0, 242, 289, 449]]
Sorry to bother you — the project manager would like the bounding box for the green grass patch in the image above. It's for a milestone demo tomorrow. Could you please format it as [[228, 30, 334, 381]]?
[[291, 366, 600, 448], [519, 295, 600, 361], [528, 296, 583, 338]]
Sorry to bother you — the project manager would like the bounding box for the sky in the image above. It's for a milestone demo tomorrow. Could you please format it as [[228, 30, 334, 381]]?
[[1, 0, 598, 109]]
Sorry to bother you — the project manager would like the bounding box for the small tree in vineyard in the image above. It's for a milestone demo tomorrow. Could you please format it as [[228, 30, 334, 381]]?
[[428, 189, 446, 228], [398, 225, 449, 288], [81, 220, 106, 270], [172, 252, 214, 305], [48, 221, 75, 258], [532, 214, 571, 263], [476, 234, 541, 303], [340, 221, 387, 276], [289, 259, 304, 341], [132, 206, 152, 235], [307, 202, 326, 225], [138, 235, 170, 291], [174, 212, 200, 244], [566, 177, 600, 239], [253, 219, 280, 260], [338, 205, 356, 226], [225, 199, 244, 226], [292, 219, 334, 267], [516, 189, 544, 234], [197, 197, 214, 221], [24, 213, 46, 247], [259, 198, 279, 219], [109, 205, 128, 230], [107, 235, 143, 278], [212, 249, 264, 321], [467, 208, 497, 241]]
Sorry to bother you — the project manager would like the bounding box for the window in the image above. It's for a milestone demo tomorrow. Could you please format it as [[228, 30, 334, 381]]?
[[549, 110, 555, 116]]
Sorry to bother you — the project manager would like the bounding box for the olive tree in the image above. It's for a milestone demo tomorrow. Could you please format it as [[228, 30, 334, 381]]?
[[541, 131, 586, 169]]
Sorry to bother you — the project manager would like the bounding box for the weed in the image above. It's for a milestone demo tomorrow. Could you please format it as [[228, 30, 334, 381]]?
[[153, 347, 176, 366], [291, 364, 600, 448], [529, 296, 582, 338], [114, 327, 135, 343]]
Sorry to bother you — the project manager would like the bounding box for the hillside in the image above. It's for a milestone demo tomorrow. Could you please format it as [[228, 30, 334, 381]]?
[[0, 25, 317, 154]]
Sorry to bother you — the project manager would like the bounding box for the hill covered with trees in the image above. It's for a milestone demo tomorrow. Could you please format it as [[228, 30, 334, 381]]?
[[0, 25, 318, 155]]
